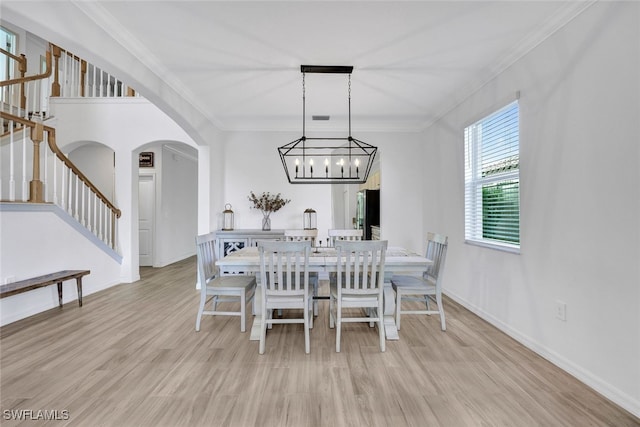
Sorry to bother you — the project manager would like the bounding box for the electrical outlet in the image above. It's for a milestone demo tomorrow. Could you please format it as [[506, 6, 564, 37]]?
[[555, 300, 567, 321]]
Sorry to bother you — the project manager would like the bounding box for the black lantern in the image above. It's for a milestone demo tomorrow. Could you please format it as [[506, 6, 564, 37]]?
[[222, 204, 234, 231], [303, 208, 317, 230]]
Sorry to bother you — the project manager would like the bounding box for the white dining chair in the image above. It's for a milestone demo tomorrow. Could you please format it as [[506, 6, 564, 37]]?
[[258, 240, 314, 354], [327, 229, 363, 247], [391, 232, 448, 331], [284, 229, 319, 315], [330, 239, 388, 352], [195, 232, 256, 332], [284, 229, 318, 245], [327, 229, 364, 298]]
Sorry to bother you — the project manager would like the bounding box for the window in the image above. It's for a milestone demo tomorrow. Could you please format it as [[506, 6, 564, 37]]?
[[0, 26, 17, 81], [464, 101, 520, 251]]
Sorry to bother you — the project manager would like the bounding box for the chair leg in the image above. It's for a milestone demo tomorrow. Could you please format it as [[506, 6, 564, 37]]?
[[329, 294, 335, 329], [395, 290, 402, 331], [436, 292, 446, 331], [378, 305, 385, 352], [304, 305, 310, 354], [259, 307, 267, 354], [336, 301, 342, 352], [313, 279, 319, 316], [195, 292, 207, 332], [240, 292, 246, 333]]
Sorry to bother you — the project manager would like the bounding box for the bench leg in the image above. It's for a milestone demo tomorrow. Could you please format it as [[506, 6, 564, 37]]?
[[57, 282, 63, 307], [76, 278, 83, 307]]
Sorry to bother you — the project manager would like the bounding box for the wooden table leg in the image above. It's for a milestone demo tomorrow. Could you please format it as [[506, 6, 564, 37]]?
[[76, 277, 83, 307], [57, 281, 63, 307]]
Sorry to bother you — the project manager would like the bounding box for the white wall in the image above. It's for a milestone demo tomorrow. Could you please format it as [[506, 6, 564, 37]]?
[[155, 144, 197, 266], [68, 143, 114, 200], [219, 130, 425, 251], [220, 131, 334, 241], [0, 207, 122, 325], [51, 98, 201, 282], [420, 1, 639, 416]]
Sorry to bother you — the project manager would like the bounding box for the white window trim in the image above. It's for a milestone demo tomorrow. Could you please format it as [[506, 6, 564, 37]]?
[[464, 101, 520, 253]]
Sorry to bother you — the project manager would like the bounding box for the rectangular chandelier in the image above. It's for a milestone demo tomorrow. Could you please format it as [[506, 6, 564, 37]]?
[[278, 136, 377, 184], [278, 65, 377, 184]]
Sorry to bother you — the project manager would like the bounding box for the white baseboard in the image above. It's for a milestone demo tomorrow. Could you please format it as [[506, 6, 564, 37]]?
[[444, 290, 640, 419]]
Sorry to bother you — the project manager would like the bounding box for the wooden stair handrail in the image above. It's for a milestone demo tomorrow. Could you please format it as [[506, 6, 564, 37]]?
[[1, 124, 26, 140], [0, 47, 27, 108], [0, 47, 26, 64], [0, 111, 121, 219], [0, 50, 51, 87]]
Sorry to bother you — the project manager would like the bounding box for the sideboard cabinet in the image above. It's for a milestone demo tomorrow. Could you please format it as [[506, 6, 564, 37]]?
[[214, 229, 285, 260]]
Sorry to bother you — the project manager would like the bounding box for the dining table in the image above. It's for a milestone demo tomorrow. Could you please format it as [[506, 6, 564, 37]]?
[[215, 245, 432, 341]]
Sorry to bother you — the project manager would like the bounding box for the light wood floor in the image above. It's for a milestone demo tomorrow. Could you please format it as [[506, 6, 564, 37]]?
[[1, 257, 637, 427]]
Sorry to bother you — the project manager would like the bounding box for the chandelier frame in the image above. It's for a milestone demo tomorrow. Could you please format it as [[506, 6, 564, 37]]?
[[278, 65, 377, 184]]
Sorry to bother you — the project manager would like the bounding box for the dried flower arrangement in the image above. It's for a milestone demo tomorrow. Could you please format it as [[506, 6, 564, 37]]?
[[248, 191, 290, 231], [248, 191, 290, 215]]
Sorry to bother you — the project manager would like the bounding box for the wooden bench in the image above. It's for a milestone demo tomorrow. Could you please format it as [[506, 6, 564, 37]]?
[[0, 270, 90, 307]]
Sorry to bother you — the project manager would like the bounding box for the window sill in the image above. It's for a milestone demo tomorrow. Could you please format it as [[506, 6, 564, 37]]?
[[465, 239, 520, 254]]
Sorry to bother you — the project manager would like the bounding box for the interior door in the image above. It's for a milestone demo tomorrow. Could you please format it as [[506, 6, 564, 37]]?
[[138, 174, 155, 266]]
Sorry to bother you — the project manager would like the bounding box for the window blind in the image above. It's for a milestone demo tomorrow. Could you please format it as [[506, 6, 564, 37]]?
[[464, 101, 520, 249]]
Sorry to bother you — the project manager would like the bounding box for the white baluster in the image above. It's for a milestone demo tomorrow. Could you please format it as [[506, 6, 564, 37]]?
[[62, 50, 67, 97], [24, 83, 29, 119], [97, 198, 103, 241], [52, 154, 58, 204], [72, 57, 77, 97], [60, 160, 65, 209], [0, 119, 2, 198], [7, 84, 12, 114], [32, 81, 37, 116], [67, 167, 73, 214], [92, 64, 97, 97], [105, 205, 110, 245], [43, 136, 48, 202], [8, 121, 15, 201], [106, 208, 111, 246], [87, 187, 92, 231], [74, 173, 79, 220], [81, 181, 86, 226], [93, 191, 98, 234], [99, 69, 103, 97], [21, 128, 27, 201], [83, 62, 88, 98]]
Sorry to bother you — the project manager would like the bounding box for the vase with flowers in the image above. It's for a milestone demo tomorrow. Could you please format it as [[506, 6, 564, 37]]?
[[248, 191, 291, 231]]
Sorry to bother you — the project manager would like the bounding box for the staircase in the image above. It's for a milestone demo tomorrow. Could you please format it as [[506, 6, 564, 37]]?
[[1, 43, 128, 252]]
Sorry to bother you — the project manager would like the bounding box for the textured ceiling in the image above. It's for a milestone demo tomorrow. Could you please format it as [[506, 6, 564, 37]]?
[[3, 1, 593, 134]]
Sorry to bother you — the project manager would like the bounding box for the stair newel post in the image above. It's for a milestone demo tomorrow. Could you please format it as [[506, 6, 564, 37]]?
[[28, 122, 44, 203], [18, 54, 27, 110], [51, 45, 61, 97], [80, 60, 87, 97]]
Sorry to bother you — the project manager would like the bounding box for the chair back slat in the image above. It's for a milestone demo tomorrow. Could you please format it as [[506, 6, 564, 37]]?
[[259, 240, 311, 296], [424, 232, 448, 286], [336, 240, 387, 294], [196, 232, 218, 284], [328, 229, 363, 247], [284, 229, 318, 246]]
